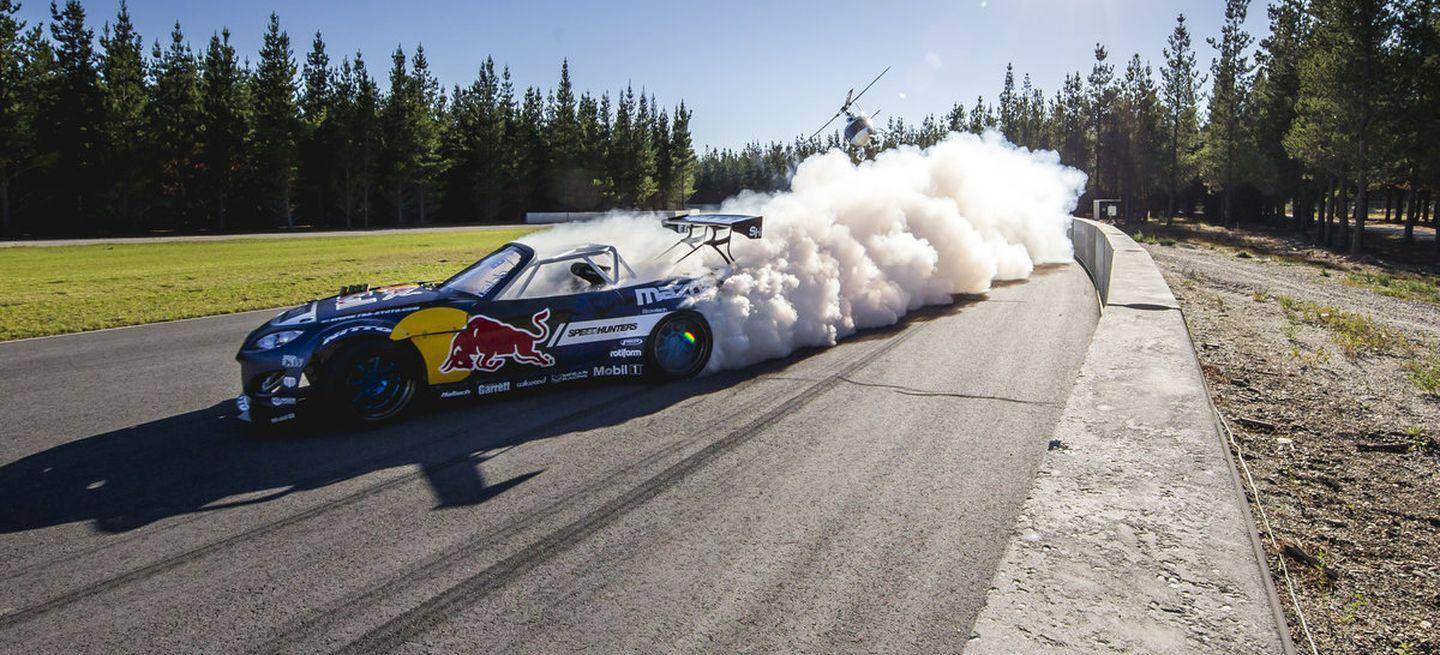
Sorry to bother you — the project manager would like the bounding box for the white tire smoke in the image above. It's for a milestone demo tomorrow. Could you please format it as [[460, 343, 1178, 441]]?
[[523, 131, 1087, 373]]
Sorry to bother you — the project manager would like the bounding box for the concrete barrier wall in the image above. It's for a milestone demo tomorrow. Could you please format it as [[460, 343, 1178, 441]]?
[[1068, 217, 1115, 305], [966, 218, 1294, 654]]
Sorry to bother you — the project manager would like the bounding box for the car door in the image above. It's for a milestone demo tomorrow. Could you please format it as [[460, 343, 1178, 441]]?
[[515, 287, 634, 377]]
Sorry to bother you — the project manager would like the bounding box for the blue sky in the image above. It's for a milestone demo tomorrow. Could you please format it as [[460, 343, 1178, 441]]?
[[16, 1, 1269, 151]]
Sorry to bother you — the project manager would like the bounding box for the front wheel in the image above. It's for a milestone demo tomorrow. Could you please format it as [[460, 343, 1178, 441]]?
[[319, 339, 420, 424], [646, 311, 713, 380]]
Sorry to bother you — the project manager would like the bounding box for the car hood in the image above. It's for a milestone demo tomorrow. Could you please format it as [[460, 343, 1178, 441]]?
[[271, 283, 444, 326]]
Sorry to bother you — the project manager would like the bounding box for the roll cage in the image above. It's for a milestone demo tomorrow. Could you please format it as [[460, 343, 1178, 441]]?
[[498, 243, 637, 299], [481, 214, 763, 300]]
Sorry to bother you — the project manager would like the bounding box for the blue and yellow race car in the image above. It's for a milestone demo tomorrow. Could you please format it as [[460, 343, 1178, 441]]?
[[235, 214, 761, 426]]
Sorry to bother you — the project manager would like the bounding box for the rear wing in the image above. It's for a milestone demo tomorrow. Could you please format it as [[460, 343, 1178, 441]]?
[[659, 213, 764, 265]]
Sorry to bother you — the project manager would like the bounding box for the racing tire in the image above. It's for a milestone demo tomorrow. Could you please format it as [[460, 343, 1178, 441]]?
[[645, 310, 713, 380], [318, 339, 421, 425]]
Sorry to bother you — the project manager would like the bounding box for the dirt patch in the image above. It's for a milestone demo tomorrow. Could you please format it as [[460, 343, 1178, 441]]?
[[1142, 224, 1440, 654]]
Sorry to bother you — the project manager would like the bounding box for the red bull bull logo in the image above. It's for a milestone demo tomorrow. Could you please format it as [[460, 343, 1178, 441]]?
[[439, 308, 555, 373]]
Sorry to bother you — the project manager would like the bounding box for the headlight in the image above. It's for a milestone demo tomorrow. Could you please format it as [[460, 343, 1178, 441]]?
[[253, 330, 304, 350]]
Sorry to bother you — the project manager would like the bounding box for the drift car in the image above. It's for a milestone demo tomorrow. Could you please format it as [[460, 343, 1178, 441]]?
[[235, 214, 762, 426]]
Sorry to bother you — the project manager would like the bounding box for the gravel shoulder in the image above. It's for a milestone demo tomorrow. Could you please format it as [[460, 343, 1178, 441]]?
[[1140, 221, 1439, 654]]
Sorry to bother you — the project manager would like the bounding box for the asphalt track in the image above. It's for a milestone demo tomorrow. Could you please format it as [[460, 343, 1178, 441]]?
[[0, 263, 1098, 654]]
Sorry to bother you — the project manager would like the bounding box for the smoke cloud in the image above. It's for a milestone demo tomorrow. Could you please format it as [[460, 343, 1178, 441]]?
[[521, 131, 1086, 372]]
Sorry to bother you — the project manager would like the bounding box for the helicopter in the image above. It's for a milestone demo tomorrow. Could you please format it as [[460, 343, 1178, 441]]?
[[809, 66, 891, 148]]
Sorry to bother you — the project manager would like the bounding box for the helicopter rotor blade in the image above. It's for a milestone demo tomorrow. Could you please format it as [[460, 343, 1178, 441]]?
[[850, 66, 891, 106], [808, 111, 843, 141]]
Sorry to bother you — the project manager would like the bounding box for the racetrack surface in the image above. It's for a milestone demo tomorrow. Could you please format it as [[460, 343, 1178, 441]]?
[[0, 263, 1098, 654]]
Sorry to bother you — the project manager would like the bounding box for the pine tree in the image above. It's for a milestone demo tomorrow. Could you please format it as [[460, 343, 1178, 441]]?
[[99, 1, 146, 230], [1028, 84, 1048, 150], [595, 91, 614, 202], [1118, 54, 1161, 221], [1390, 0, 1438, 245], [1054, 73, 1089, 170], [1086, 44, 1116, 200], [410, 45, 443, 223], [608, 85, 635, 205], [1420, 0, 1440, 257], [471, 57, 507, 220], [944, 102, 965, 133], [439, 58, 504, 222], [652, 105, 673, 209], [1017, 73, 1036, 148], [353, 54, 380, 226], [496, 64, 520, 216], [198, 28, 246, 231], [997, 63, 1019, 141], [1161, 13, 1202, 221], [669, 101, 696, 206], [331, 57, 358, 226], [1252, 0, 1309, 226], [1201, 0, 1257, 226], [250, 12, 299, 227], [0, 0, 45, 235], [764, 141, 788, 188], [967, 95, 989, 133], [1286, 0, 1396, 252], [380, 46, 416, 224], [332, 51, 380, 227], [919, 113, 945, 147], [546, 58, 584, 209], [633, 91, 657, 205], [739, 142, 764, 189], [510, 85, 547, 214], [299, 32, 330, 123], [146, 21, 203, 229], [297, 31, 334, 225], [574, 91, 604, 210], [43, 0, 105, 234]]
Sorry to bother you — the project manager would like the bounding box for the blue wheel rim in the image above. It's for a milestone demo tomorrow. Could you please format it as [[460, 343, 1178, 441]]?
[[344, 353, 411, 419], [654, 317, 704, 374]]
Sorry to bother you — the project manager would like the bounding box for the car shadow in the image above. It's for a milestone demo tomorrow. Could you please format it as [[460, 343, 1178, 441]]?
[[0, 294, 981, 537]]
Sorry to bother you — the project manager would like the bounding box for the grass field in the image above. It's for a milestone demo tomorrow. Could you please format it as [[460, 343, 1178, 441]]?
[[0, 227, 539, 341]]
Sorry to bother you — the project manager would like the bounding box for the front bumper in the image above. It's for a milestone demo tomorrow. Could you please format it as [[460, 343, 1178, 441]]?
[[236, 347, 311, 424], [234, 391, 309, 424]]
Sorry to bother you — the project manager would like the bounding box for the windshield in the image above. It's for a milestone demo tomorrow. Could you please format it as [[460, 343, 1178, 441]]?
[[440, 245, 525, 297]]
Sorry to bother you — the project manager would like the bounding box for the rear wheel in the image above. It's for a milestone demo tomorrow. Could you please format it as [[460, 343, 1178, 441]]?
[[319, 339, 419, 424], [646, 311, 712, 380]]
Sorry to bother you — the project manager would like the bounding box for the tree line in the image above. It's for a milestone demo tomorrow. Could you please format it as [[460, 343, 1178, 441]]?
[[0, 1, 697, 237], [697, 0, 1440, 256], [4, 0, 1437, 255]]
